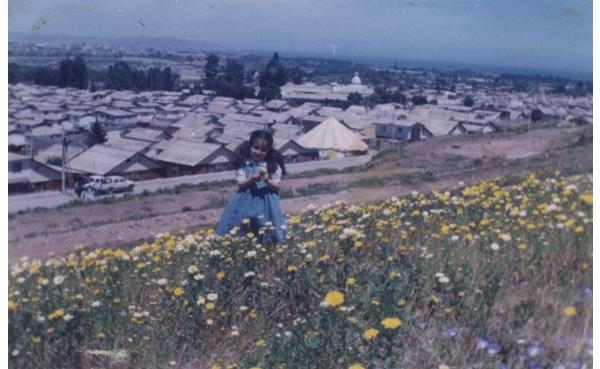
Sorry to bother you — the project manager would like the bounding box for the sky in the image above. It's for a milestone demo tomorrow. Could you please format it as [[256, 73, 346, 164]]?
[[7, 0, 593, 74]]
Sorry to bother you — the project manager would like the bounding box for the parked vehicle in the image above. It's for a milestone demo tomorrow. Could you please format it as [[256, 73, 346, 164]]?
[[106, 176, 135, 193], [82, 175, 111, 195]]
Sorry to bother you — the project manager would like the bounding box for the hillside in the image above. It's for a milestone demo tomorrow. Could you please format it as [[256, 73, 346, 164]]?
[[9, 168, 593, 369], [8, 126, 592, 262]]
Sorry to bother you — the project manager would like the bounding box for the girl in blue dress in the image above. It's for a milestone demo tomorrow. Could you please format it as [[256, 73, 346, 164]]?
[[217, 130, 287, 243]]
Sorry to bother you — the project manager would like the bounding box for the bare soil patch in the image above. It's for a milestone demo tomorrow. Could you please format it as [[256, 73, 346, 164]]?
[[9, 126, 592, 262]]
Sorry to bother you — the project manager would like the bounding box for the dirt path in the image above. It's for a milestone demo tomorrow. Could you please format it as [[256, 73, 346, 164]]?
[[9, 126, 592, 262]]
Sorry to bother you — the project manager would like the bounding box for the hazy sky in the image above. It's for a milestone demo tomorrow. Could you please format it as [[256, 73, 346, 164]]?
[[8, 0, 593, 73]]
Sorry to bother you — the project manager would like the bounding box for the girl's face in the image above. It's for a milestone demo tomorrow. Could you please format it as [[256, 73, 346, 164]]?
[[250, 138, 270, 162]]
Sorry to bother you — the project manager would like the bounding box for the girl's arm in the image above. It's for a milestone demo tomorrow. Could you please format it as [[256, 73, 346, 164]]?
[[236, 167, 260, 190], [263, 165, 282, 191], [238, 174, 261, 190]]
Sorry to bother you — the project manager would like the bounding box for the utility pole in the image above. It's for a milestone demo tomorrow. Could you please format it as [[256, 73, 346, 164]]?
[[392, 110, 396, 149], [61, 127, 67, 193]]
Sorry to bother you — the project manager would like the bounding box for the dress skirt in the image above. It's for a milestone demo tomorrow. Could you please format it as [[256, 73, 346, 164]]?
[[217, 164, 287, 242]]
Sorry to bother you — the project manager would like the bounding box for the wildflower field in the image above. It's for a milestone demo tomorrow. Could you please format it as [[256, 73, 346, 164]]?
[[9, 171, 593, 369]]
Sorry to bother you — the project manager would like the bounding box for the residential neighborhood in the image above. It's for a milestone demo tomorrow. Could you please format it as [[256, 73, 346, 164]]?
[[8, 48, 593, 195], [8, 74, 593, 195]]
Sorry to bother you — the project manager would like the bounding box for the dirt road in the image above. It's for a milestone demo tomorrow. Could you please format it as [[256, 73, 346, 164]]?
[[9, 126, 592, 262]]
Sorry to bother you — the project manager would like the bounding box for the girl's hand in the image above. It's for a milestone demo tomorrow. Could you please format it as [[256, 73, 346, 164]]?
[[259, 172, 269, 181]]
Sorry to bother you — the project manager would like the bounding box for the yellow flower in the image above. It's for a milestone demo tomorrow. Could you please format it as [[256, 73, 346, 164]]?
[[48, 308, 65, 320], [136, 263, 147, 269], [575, 226, 584, 233], [518, 243, 528, 250], [346, 277, 356, 286], [255, 339, 266, 347], [8, 301, 17, 311], [323, 291, 344, 307], [217, 271, 225, 280], [348, 363, 365, 369], [564, 306, 576, 317], [205, 302, 216, 310], [381, 317, 402, 329], [287, 265, 298, 273], [363, 327, 379, 340], [441, 225, 450, 234], [579, 193, 592, 205], [172, 287, 185, 297], [397, 298, 406, 306]]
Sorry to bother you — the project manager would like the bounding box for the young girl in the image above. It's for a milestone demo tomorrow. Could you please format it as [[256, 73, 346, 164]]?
[[217, 130, 287, 242]]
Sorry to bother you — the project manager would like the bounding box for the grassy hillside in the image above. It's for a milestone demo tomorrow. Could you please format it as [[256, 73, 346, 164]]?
[[9, 171, 592, 369]]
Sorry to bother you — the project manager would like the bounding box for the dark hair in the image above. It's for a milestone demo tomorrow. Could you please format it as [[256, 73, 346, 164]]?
[[233, 130, 287, 176]]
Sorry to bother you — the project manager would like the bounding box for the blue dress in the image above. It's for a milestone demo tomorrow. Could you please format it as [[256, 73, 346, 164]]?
[[217, 160, 287, 243]]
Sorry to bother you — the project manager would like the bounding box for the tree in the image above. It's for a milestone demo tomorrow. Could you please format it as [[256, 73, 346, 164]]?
[[88, 122, 107, 145], [74, 57, 88, 89], [257, 52, 288, 101], [59, 57, 88, 89], [411, 95, 428, 105], [108, 61, 134, 90], [463, 95, 474, 107], [203, 54, 220, 90], [8, 70, 18, 84], [223, 60, 244, 85], [347, 92, 362, 106], [530, 109, 543, 122], [34, 67, 59, 86]]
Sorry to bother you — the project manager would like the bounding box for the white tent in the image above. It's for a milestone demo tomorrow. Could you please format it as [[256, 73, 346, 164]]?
[[296, 117, 368, 152]]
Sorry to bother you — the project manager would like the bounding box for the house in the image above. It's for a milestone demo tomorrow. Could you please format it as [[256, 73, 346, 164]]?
[[177, 94, 209, 109], [418, 119, 466, 137], [156, 105, 188, 123], [95, 107, 137, 126], [461, 122, 500, 134], [208, 133, 248, 153], [8, 133, 30, 155], [14, 116, 48, 133], [271, 123, 305, 139], [237, 98, 262, 113], [68, 144, 164, 181], [273, 138, 318, 163], [28, 122, 88, 152], [288, 102, 321, 119], [8, 152, 63, 193], [374, 119, 433, 141], [265, 99, 290, 112], [152, 139, 236, 176], [259, 111, 297, 125], [103, 133, 154, 154], [206, 100, 240, 117], [128, 108, 156, 123], [122, 127, 171, 143], [300, 115, 328, 132]]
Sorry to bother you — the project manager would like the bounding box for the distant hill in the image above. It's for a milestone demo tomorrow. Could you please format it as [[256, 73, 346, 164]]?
[[8, 32, 230, 52]]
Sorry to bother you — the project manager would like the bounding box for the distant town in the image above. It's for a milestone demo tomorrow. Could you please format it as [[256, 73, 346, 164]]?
[[8, 37, 593, 195]]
